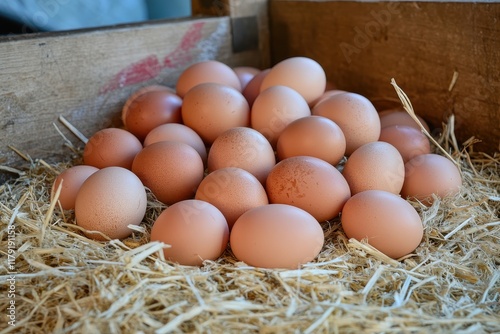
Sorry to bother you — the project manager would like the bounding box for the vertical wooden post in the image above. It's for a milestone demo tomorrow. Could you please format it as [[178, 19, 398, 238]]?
[[192, 0, 270, 69], [192, 0, 231, 16]]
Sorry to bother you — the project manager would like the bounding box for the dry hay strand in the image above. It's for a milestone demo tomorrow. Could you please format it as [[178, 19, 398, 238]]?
[[1, 118, 499, 334]]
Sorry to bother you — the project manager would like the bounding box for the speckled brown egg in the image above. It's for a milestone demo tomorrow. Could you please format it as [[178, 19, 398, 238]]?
[[83, 128, 142, 170], [195, 167, 269, 229], [312, 92, 381, 156], [181, 83, 250, 144], [207, 127, 276, 185], [75, 166, 147, 241], [131, 141, 204, 205], [342, 141, 405, 195], [266, 156, 351, 222]]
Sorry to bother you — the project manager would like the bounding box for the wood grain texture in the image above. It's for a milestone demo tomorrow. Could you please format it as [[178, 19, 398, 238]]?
[[192, 0, 271, 67], [0, 14, 267, 178], [270, 0, 499, 154]]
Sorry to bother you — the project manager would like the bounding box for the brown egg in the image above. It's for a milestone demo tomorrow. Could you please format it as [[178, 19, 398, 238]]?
[[251, 85, 311, 147], [176, 60, 242, 98], [207, 127, 276, 184], [51, 165, 99, 210], [266, 156, 351, 222], [195, 167, 268, 229], [121, 85, 174, 127], [341, 190, 424, 259], [182, 83, 250, 144], [379, 125, 431, 163], [150, 199, 229, 266], [242, 68, 270, 107], [260, 57, 326, 104], [401, 153, 462, 206], [379, 110, 430, 133], [276, 115, 346, 165], [124, 89, 182, 141], [131, 141, 204, 205], [83, 128, 142, 170], [342, 141, 405, 195], [230, 204, 324, 269], [310, 89, 347, 109], [377, 107, 400, 118], [312, 92, 381, 156], [233, 66, 261, 90], [75, 166, 147, 241], [143, 123, 207, 164]]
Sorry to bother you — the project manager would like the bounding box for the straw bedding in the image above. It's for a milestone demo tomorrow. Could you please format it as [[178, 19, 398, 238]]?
[[1, 115, 499, 333]]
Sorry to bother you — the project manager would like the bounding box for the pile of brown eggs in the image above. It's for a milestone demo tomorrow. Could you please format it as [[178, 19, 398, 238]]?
[[52, 57, 462, 268]]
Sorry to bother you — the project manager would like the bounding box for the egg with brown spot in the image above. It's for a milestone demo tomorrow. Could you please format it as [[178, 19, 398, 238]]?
[[266, 156, 351, 222], [208, 127, 276, 185]]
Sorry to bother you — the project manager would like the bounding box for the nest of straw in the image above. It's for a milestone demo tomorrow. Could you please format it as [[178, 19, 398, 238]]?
[[1, 110, 499, 333]]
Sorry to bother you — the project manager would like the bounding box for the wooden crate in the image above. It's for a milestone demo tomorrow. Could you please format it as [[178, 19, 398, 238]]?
[[0, 2, 498, 333], [0, 0, 498, 177]]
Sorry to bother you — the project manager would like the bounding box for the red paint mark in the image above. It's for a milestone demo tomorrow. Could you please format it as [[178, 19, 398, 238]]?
[[99, 22, 205, 95], [163, 22, 205, 68], [99, 55, 161, 94]]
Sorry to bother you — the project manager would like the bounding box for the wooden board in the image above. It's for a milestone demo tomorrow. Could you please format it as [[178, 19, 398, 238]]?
[[270, 0, 500, 154], [0, 0, 270, 180], [0, 17, 231, 172]]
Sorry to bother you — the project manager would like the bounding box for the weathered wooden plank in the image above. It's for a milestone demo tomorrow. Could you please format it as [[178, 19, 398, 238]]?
[[0, 14, 267, 179], [270, 0, 500, 154]]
